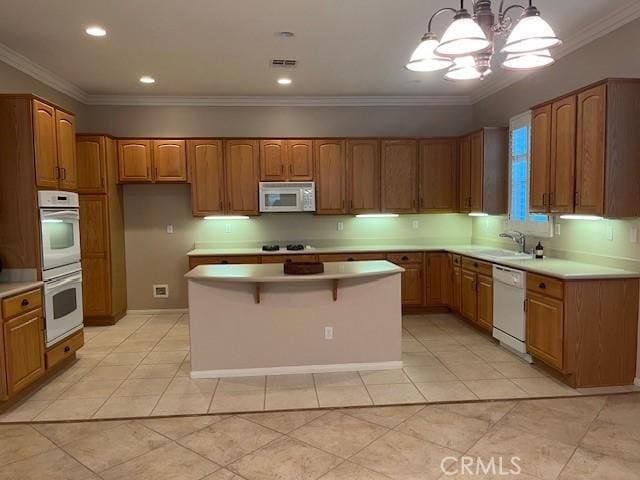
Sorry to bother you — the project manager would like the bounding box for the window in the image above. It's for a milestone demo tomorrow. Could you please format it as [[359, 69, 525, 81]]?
[[508, 112, 553, 237]]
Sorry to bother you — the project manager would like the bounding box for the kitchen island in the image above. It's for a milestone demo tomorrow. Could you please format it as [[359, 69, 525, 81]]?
[[185, 260, 404, 378]]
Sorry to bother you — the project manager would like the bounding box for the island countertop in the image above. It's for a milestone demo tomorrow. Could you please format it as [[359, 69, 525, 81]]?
[[185, 260, 404, 283]]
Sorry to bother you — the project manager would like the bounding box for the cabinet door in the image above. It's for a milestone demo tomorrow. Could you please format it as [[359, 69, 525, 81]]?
[[153, 140, 187, 182], [56, 109, 77, 190], [575, 84, 606, 215], [118, 140, 152, 182], [188, 140, 225, 215], [477, 274, 493, 332], [451, 265, 462, 313], [550, 96, 577, 213], [400, 263, 424, 306], [530, 105, 552, 212], [419, 139, 457, 212], [225, 140, 260, 215], [79, 195, 108, 254], [426, 253, 446, 306], [458, 136, 471, 212], [81, 256, 110, 317], [32, 99, 59, 188], [461, 270, 477, 322], [381, 140, 418, 213], [526, 291, 564, 370], [314, 140, 346, 214], [76, 136, 106, 194], [469, 130, 484, 212], [4, 310, 45, 395], [287, 140, 314, 180], [260, 140, 287, 181], [347, 139, 380, 213]]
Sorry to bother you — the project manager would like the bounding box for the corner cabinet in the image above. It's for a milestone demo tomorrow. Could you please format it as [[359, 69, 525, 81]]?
[[381, 140, 418, 213], [314, 140, 346, 214], [458, 128, 508, 215], [530, 79, 640, 217]]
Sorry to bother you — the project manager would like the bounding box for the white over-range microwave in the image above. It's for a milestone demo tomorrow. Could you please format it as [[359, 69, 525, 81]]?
[[259, 182, 316, 213]]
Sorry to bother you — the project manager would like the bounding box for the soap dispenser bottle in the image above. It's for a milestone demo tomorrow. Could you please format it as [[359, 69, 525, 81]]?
[[535, 242, 544, 259]]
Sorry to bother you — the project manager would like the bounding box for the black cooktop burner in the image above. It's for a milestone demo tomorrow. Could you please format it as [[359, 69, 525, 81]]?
[[286, 244, 305, 251], [262, 245, 280, 252]]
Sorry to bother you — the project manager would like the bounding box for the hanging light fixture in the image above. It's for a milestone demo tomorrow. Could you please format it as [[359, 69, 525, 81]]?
[[405, 1, 561, 81]]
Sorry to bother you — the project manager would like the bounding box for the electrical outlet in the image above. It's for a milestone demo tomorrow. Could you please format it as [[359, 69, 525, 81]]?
[[153, 284, 169, 298], [412, 220, 419, 229], [337, 221, 344, 231], [324, 326, 334, 340], [606, 225, 614, 242], [554, 223, 561, 236], [224, 223, 231, 234], [166, 224, 174, 234], [630, 227, 638, 244]]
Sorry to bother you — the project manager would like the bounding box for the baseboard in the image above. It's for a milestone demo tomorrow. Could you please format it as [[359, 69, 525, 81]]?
[[83, 311, 126, 326], [126, 308, 188, 315], [191, 360, 403, 379], [403, 306, 451, 315]]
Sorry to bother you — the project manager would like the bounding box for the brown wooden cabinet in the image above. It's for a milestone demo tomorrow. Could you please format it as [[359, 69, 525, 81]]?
[[152, 140, 187, 182], [77, 135, 127, 325], [419, 139, 457, 212], [314, 140, 346, 214], [288, 140, 314, 180], [381, 140, 417, 213], [347, 139, 380, 213], [118, 140, 152, 182], [459, 257, 493, 330], [460, 269, 477, 321], [526, 291, 564, 370], [188, 140, 225, 216], [259, 140, 314, 181], [458, 128, 508, 214], [530, 79, 640, 217], [225, 140, 260, 215], [476, 274, 493, 332], [386, 252, 424, 306], [425, 252, 447, 306], [188, 255, 260, 269], [4, 309, 45, 396], [55, 110, 78, 190], [451, 263, 462, 313]]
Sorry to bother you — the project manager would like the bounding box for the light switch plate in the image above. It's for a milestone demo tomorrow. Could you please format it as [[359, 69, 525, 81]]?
[[630, 227, 638, 244], [224, 223, 231, 234], [606, 225, 614, 241], [166, 224, 174, 234], [324, 326, 334, 340], [554, 223, 561, 236], [337, 221, 344, 231], [412, 220, 419, 229]]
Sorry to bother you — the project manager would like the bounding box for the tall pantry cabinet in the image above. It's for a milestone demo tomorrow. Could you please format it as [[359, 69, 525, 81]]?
[[76, 135, 127, 325]]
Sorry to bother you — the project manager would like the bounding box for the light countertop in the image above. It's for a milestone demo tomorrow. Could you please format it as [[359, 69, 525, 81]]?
[[186, 244, 640, 280], [0, 281, 44, 299], [185, 260, 404, 283]]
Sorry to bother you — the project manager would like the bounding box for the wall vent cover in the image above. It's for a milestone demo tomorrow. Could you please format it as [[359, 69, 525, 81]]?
[[153, 284, 169, 298], [270, 59, 297, 68]]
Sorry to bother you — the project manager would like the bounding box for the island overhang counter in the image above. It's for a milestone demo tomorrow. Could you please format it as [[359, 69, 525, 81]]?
[[185, 260, 404, 378]]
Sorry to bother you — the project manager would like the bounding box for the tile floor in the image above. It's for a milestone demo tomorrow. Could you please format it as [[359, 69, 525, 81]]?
[[1, 313, 638, 422], [0, 393, 639, 479]]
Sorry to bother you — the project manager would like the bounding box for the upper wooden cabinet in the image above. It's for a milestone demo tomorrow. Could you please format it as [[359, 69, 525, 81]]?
[[118, 140, 152, 182], [314, 140, 346, 214], [153, 140, 187, 182], [346, 139, 380, 213], [458, 128, 508, 215], [381, 140, 418, 213], [188, 140, 225, 216], [225, 140, 260, 215], [418, 139, 457, 212], [530, 79, 640, 217], [33, 99, 77, 190], [77, 136, 106, 193], [259, 140, 314, 182]]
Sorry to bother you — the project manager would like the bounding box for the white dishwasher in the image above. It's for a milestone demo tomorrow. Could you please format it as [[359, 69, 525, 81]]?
[[492, 265, 532, 362]]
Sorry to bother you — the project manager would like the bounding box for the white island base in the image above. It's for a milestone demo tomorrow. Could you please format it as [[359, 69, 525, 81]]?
[[185, 261, 404, 378]]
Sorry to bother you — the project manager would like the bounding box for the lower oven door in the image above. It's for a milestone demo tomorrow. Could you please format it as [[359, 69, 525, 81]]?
[[44, 271, 84, 346], [40, 208, 81, 271]]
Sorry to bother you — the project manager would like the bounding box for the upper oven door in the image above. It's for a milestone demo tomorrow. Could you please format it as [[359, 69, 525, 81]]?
[[44, 270, 84, 346], [40, 208, 81, 271], [259, 186, 303, 212]]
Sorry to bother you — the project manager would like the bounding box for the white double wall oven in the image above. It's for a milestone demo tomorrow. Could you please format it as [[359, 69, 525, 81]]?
[[39, 191, 84, 347]]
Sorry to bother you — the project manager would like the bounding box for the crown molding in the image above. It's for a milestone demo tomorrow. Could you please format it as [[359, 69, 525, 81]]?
[[471, 0, 640, 103], [84, 94, 473, 107], [0, 43, 88, 103]]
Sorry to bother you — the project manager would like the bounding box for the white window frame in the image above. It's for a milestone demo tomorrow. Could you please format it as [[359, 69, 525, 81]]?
[[507, 111, 554, 237]]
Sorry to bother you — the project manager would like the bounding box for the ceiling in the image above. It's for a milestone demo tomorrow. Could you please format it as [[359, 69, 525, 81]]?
[[0, 0, 636, 102]]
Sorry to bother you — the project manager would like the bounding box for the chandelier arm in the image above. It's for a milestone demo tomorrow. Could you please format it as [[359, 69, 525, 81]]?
[[498, 2, 526, 22], [426, 7, 459, 33]]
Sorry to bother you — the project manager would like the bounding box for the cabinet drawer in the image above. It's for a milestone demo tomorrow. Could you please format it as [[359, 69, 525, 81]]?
[[451, 254, 462, 266], [46, 330, 84, 369], [261, 254, 319, 264], [2, 289, 42, 319], [387, 252, 423, 264], [461, 257, 492, 276], [318, 253, 386, 262], [527, 273, 563, 299], [189, 256, 260, 269]]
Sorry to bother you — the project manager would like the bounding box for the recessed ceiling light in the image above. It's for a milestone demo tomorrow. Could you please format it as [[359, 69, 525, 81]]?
[[139, 76, 155, 84], [276, 31, 295, 38], [277, 77, 292, 85], [85, 26, 107, 37]]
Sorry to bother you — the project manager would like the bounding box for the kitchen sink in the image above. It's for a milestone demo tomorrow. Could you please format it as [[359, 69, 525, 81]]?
[[473, 249, 534, 261]]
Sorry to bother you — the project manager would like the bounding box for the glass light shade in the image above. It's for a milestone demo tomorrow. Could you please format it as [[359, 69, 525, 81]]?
[[502, 49, 555, 70], [444, 56, 481, 81], [435, 17, 490, 56], [405, 36, 452, 72], [502, 14, 561, 53]]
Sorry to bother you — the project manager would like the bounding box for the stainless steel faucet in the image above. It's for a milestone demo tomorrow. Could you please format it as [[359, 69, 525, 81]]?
[[499, 231, 527, 254]]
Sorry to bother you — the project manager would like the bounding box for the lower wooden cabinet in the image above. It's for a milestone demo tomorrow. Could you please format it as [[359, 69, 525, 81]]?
[[3, 308, 45, 396], [426, 253, 447, 306], [459, 257, 493, 331], [476, 274, 493, 332], [45, 330, 84, 370], [386, 253, 424, 307], [526, 290, 564, 370], [261, 255, 319, 264], [188, 255, 260, 269], [461, 269, 477, 321], [450, 264, 462, 313]]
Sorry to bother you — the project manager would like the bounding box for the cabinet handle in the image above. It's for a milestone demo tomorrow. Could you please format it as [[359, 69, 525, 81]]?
[[221, 260, 229, 264], [286, 259, 292, 263], [474, 262, 479, 268], [219, 201, 223, 210], [402, 256, 409, 261], [538, 282, 546, 289], [21, 299, 29, 307], [348, 257, 355, 261], [146, 167, 150, 178], [574, 191, 580, 206], [549, 192, 554, 206], [342, 199, 345, 209], [281, 165, 284, 175], [54, 166, 60, 179], [64, 346, 71, 353], [542, 193, 547, 206], [289, 165, 293, 175]]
